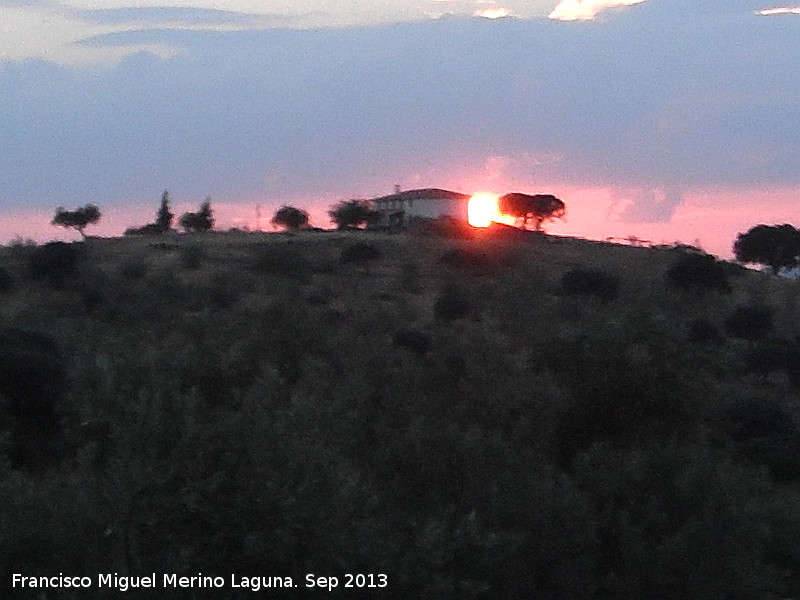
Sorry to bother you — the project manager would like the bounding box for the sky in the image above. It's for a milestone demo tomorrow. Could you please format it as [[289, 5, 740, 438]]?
[[1, 0, 799, 256]]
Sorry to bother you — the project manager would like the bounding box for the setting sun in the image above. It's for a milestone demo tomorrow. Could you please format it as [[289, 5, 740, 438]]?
[[468, 193, 500, 227], [468, 193, 517, 228]]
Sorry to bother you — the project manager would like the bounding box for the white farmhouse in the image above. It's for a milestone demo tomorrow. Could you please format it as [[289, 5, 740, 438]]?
[[371, 187, 472, 227]]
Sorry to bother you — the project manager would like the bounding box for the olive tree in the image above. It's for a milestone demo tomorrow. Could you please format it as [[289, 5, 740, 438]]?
[[51, 204, 101, 239], [498, 193, 565, 232]]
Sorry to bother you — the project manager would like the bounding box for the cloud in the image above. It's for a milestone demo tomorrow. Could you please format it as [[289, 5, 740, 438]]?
[[756, 6, 800, 15], [548, 0, 648, 21], [474, 7, 513, 19], [609, 188, 685, 223], [1, 7, 799, 232]]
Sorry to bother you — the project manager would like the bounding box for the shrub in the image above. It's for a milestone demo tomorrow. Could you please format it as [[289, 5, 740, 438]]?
[[252, 244, 312, 279], [271, 205, 310, 231], [439, 247, 495, 274], [687, 319, 724, 345], [434, 285, 472, 322], [724, 305, 773, 342], [180, 200, 214, 233], [180, 243, 206, 270], [0, 266, 15, 295], [0, 328, 67, 469], [7, 236, 36, 252], [722, 397, 800, 481], [27, 242, 84, 288], [741, 342, 789, 378], [667, 252, 731, 294], [407, 215, 474, 239], [118, 255, 149, 279], [197, 272, 243, 311], [340, 242, 381, 263], [561, 267, 619, 302], [393, 329, 431, 356]]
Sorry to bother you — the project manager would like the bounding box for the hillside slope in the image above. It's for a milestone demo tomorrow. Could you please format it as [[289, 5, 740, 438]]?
[[2, 229, 799, 598]]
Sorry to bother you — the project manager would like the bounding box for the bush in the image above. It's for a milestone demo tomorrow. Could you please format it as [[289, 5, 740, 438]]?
[[340, 242, 381, 263], [741, 342, 789, 378], [561, 267, 619, 302], [27, 242, 84, 288], [434, 285, 472, 322], [722, 397, 800, 481], [724, 305, 773, 342], [667, 252, 731, 294], [180, 243, 206, 270], [439, 247, 496, 274], [407, 215, 475, 239], [0, 266, 15, 295], [0, 328, 67, 469], [393, 329, 431, 356], [687, 319, 724, 345], [118, 255, 149, 280], [251, 244, 312, 279]]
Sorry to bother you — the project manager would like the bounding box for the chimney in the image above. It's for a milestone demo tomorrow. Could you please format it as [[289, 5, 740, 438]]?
[[394, 184, 401, 194]]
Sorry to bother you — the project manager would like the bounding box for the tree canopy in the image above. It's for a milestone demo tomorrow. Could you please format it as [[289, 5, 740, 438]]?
[[329, 199, 378, 230], [733, 224, 800, 272], [271, 205, 310, 231], [498, 193, 565, 231], [180, 200, 214, 233], [156, 190, 174, 233], [51, 204, 101, 239]]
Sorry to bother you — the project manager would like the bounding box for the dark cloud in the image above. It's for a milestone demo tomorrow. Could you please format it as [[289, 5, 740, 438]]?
[[1, 11, 798, 224]]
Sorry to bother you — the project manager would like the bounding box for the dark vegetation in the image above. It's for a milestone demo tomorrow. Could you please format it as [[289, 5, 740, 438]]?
[[51, 204, 101, 239], [125, 191, 175, 235], [734, 223, 800, 272], [179, 199, 214, 233], [561, 267, 620, 301], [340, 242, 381, 263], [328, 199, 379, 230], [666, 251, 732, 294], [2, 229, 800, 598], [497, 192, 565, 231], [271, 205, 310, 231]]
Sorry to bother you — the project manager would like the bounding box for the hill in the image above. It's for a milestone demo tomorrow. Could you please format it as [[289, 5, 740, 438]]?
[[1, 229, 800, 598]]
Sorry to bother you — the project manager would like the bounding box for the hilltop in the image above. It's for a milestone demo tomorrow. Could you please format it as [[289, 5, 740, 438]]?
[[1, 228, 799, 598]]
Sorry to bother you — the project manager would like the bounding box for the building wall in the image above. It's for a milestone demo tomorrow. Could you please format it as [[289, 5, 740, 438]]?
[[403, 198, 469, 222], [373, 193, 470, 227]]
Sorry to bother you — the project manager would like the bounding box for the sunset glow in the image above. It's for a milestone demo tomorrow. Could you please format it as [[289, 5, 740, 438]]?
[[468, 193, 500, 227], [468, 193, 517, 228]]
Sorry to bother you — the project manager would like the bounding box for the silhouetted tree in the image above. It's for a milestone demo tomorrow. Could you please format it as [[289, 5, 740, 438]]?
[[51, 204, 101, 239], [156, 190, 174, 232], [271, 205, 310, 231], [180, 199, 214, 233], [498, 193, 565, 231], [124, 191, 174, 235], [329, 199, 378, 230], [666, 252, 731, 294], [733, 224, 800, 272]]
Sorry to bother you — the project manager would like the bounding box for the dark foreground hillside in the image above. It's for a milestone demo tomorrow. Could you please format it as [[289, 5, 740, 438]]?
[[1, 229, 800, 599]]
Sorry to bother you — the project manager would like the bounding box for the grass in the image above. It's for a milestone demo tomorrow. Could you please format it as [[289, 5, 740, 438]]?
[[1, 228, 800, 598]]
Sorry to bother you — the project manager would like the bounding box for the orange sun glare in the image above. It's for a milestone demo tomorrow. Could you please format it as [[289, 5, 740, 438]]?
[[468, 193, 500, 227], [468, 193, 516, 228]]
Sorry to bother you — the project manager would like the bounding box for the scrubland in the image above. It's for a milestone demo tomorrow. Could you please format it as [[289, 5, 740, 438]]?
[[1, 226, 800, 598]]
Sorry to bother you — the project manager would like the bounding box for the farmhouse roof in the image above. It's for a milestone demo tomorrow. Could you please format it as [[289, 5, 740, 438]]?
[[373, 188, 471, 203]]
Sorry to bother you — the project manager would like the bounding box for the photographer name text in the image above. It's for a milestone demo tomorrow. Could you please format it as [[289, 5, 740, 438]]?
[[13, 573, 388, 592]]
